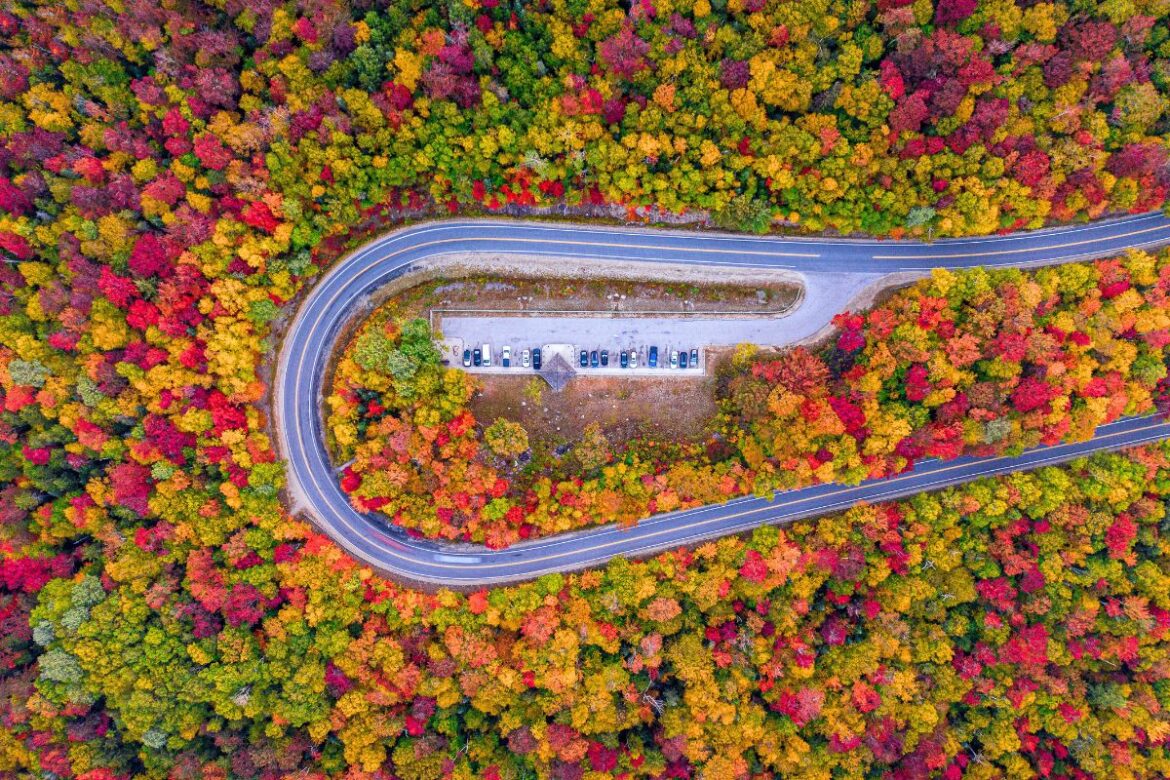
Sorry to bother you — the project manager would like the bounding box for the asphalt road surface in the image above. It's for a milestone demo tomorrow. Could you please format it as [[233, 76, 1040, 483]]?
[[276, 213, 1170, 587]]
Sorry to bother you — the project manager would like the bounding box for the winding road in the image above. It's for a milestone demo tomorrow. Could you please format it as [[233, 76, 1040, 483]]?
[[276, 212, 1170, 588]]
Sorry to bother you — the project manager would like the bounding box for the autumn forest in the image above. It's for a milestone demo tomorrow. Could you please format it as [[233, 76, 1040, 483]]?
[[7, 0, 1170, 777]]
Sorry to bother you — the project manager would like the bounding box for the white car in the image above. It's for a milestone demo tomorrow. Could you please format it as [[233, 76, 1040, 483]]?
[[521, 348, 530, 368], [670, 350, 679, 369], [629, 349, 638, 369]]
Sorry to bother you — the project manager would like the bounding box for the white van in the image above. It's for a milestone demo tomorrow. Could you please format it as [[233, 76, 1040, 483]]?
[[482, 343, 492, 367]]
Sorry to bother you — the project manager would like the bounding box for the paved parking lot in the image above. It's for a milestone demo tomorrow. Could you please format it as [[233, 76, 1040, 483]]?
[[437, 270, 883, 375], [440, 339, 703, 375]]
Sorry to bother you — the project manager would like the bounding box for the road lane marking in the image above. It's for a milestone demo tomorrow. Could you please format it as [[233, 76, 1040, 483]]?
[[387, 423, 1170, 582], [275, 215, 1170, 583], [304, 419, 1170, 575], [872, 223, 1170, 260], [408, 212, 1167, 250], [432, 425, 1170, 581], [283, 229, 1170, 577]]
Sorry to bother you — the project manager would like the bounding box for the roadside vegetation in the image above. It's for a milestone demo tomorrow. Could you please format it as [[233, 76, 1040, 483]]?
[[27, 443, 1170, 778], [329, 249, 1170, 546], [5, 0, 1170, 775]]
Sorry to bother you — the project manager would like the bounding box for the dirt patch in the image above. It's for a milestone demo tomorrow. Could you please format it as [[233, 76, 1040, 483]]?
[[392, 273, 801, 322], [471, 372, 718, 456]]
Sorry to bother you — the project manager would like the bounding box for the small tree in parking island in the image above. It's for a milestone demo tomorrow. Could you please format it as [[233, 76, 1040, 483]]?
[[523, 377, 545, 405], [484, 418, 530, 460]]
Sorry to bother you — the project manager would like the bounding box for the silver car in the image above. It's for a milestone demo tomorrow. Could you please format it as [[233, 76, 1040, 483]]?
[[521, 348, 530, 368]]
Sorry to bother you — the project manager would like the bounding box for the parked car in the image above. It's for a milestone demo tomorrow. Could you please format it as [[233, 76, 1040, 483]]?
[[501, 346, 511, 368], [649, 346, 658, 368], [462, 348, 471, 367], [521, 348, 530, 368], [533, 348, 542, 370], [580, 350, 588, 368], [670, 350, 679, 369], [620, 350, 629, 368], [679, 350, 688, 369], [600, 350, 609, 367], [590, 350, 599, 368], [482, 344, 492, 367], [629, 350, 638, 369], [473, 348, 482, 367], [690, 348, 698, 368]]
